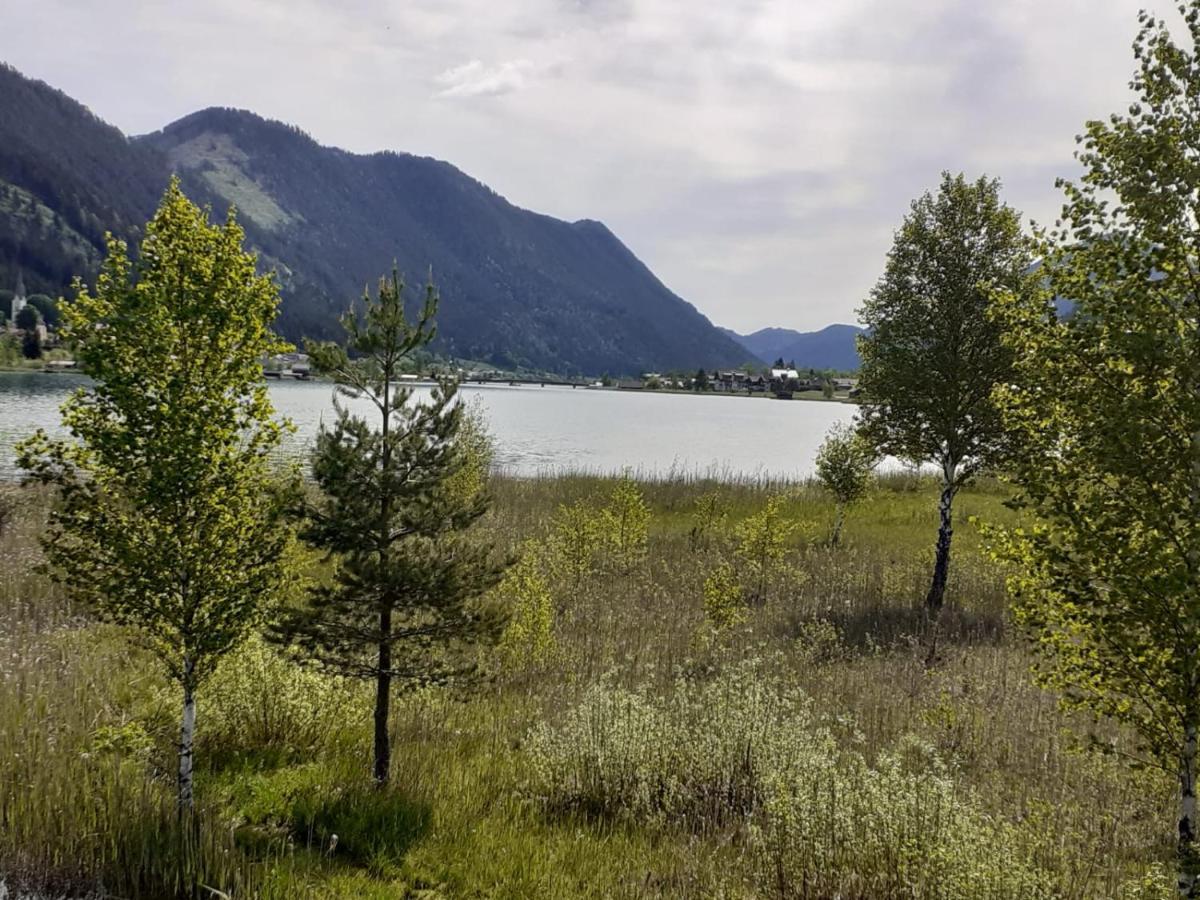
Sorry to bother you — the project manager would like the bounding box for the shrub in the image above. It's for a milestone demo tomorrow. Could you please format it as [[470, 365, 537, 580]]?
[[701, 561, 745, 638], [688, 488, 728, 551], [601, 473, 649, 573], [736, 495, 806, 604], [525, 659, 831, 829], [814, 421, 878, 545], [526, 661, 1057, 897], [753, 737, 1055, 899], [547, 499, 605, 586], [443, 396, 494, 507], [497, 541, 556, 670], [200, 635, 366, 757]]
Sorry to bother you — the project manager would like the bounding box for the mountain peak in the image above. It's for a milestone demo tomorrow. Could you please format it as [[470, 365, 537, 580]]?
[[722, 323, 864, 370], [0, 61, 748, 375]]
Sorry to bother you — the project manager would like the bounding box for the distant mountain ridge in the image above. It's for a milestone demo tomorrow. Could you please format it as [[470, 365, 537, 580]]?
[[0, 63, 750, 375], [720, 323, 864, 371]]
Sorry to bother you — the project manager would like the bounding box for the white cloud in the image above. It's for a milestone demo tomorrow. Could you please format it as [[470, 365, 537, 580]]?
[[434, 58, 542, 98]]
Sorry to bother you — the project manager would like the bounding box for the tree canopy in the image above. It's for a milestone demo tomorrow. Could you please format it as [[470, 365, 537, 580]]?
[[857, 172, 1034, 612], [274, 271, 507, 786], [18, 179, 294, 809], [990, 3, 1200, 891]]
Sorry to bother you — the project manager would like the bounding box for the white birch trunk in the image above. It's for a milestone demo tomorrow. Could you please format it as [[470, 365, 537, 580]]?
[[1181, 723, 1198, 897], [179, 655, 196, 811]]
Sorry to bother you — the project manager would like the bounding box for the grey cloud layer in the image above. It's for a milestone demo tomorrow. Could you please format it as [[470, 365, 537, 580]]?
[[1, 0, 1150, 330]]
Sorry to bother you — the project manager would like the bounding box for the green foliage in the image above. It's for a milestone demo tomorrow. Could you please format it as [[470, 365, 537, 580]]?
[[0, 477, 1172, 898], [856, 172, 1034, 610], [222, 762, 430, 869], [735, 494, 799, 604], [548, 498, 605, 585], [26, 293, 58, 328], [526, 659, 826, 827], [0, 332, 22, 367], [19, 326, 40, 360], [601, 473, 649, 573], [201, 635, 366, 757], [442, 396, 494, 508], [688, 488, 728, 551], [700, 561, 745, 639], [14, 303, 38, 331], [815, 420, 878, 544], [856, 172, 1030, 475], [274, 269, 508, 785], [988, 3, 1200, 887], [527, 661, 1055, 897], [16, 179, 293, 809], [754, 735, 1056, 899], [497, 542, 557, 670]]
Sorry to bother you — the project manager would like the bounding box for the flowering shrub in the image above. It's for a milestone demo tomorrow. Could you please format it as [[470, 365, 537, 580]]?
[[525, 659, 832, 828], [754, 736, 1054, 899], [526, 660, 1056, 897]]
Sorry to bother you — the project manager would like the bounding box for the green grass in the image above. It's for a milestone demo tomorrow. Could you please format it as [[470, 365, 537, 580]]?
[[0, 475, 1178, 898]]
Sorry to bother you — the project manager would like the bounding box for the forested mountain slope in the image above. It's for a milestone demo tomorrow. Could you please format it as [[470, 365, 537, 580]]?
[[0, 64, 749, 374]]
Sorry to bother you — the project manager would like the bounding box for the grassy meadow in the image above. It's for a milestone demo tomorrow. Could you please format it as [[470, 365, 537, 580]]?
[[0, 472, 1179, 899]]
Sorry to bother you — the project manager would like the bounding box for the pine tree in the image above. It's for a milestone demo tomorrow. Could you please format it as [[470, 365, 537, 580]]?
[[274, 270, 507, 787], [17, 180, 293, 810]]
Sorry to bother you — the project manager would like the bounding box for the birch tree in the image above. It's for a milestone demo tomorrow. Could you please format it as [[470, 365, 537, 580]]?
[[18, 180, 292, 810], [857, 172, 1033, 613], [990, 4, 1200, 893], [814, 421, 878, 546]]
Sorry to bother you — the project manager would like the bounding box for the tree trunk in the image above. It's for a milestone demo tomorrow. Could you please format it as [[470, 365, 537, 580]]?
[[925, 474, 956, 612], [1180, 723, 1199, 897], [178, 656, 196, 812], [373, 610, 392, 787], [831, 504, 846, 547]]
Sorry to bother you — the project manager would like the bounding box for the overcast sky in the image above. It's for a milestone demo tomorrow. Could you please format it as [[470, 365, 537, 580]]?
[[2, 0, 1157, 332]]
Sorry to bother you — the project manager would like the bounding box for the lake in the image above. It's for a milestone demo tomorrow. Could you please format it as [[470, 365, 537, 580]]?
[[0, 372, 858, 481]]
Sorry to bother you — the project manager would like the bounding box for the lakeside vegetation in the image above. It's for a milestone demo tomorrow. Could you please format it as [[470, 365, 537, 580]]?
[[0, 472, 1178, 898], [7, 3, 1200, 898]]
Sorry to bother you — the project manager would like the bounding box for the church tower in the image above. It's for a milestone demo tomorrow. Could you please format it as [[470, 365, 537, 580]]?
[[11, 270, 26, 323]]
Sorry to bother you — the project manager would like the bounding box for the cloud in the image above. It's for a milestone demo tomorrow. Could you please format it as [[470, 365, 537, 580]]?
[[0, 0, 1156, 331], [434, 58, 542, 98]]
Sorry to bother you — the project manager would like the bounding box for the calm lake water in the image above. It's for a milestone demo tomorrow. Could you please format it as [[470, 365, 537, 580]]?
[[0, 372, 857, 481]]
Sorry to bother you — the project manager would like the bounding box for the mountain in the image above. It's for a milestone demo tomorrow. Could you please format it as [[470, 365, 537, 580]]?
[[720, 324, 864, 371], [0, 64, 749, 375], [0, 64, 163, 298]]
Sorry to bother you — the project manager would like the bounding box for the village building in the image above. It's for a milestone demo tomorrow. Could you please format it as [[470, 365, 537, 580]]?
[[10, 271, 27, 324]]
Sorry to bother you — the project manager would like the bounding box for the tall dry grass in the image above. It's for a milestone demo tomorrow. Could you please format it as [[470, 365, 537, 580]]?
[[0, 474, 1178, 898]]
